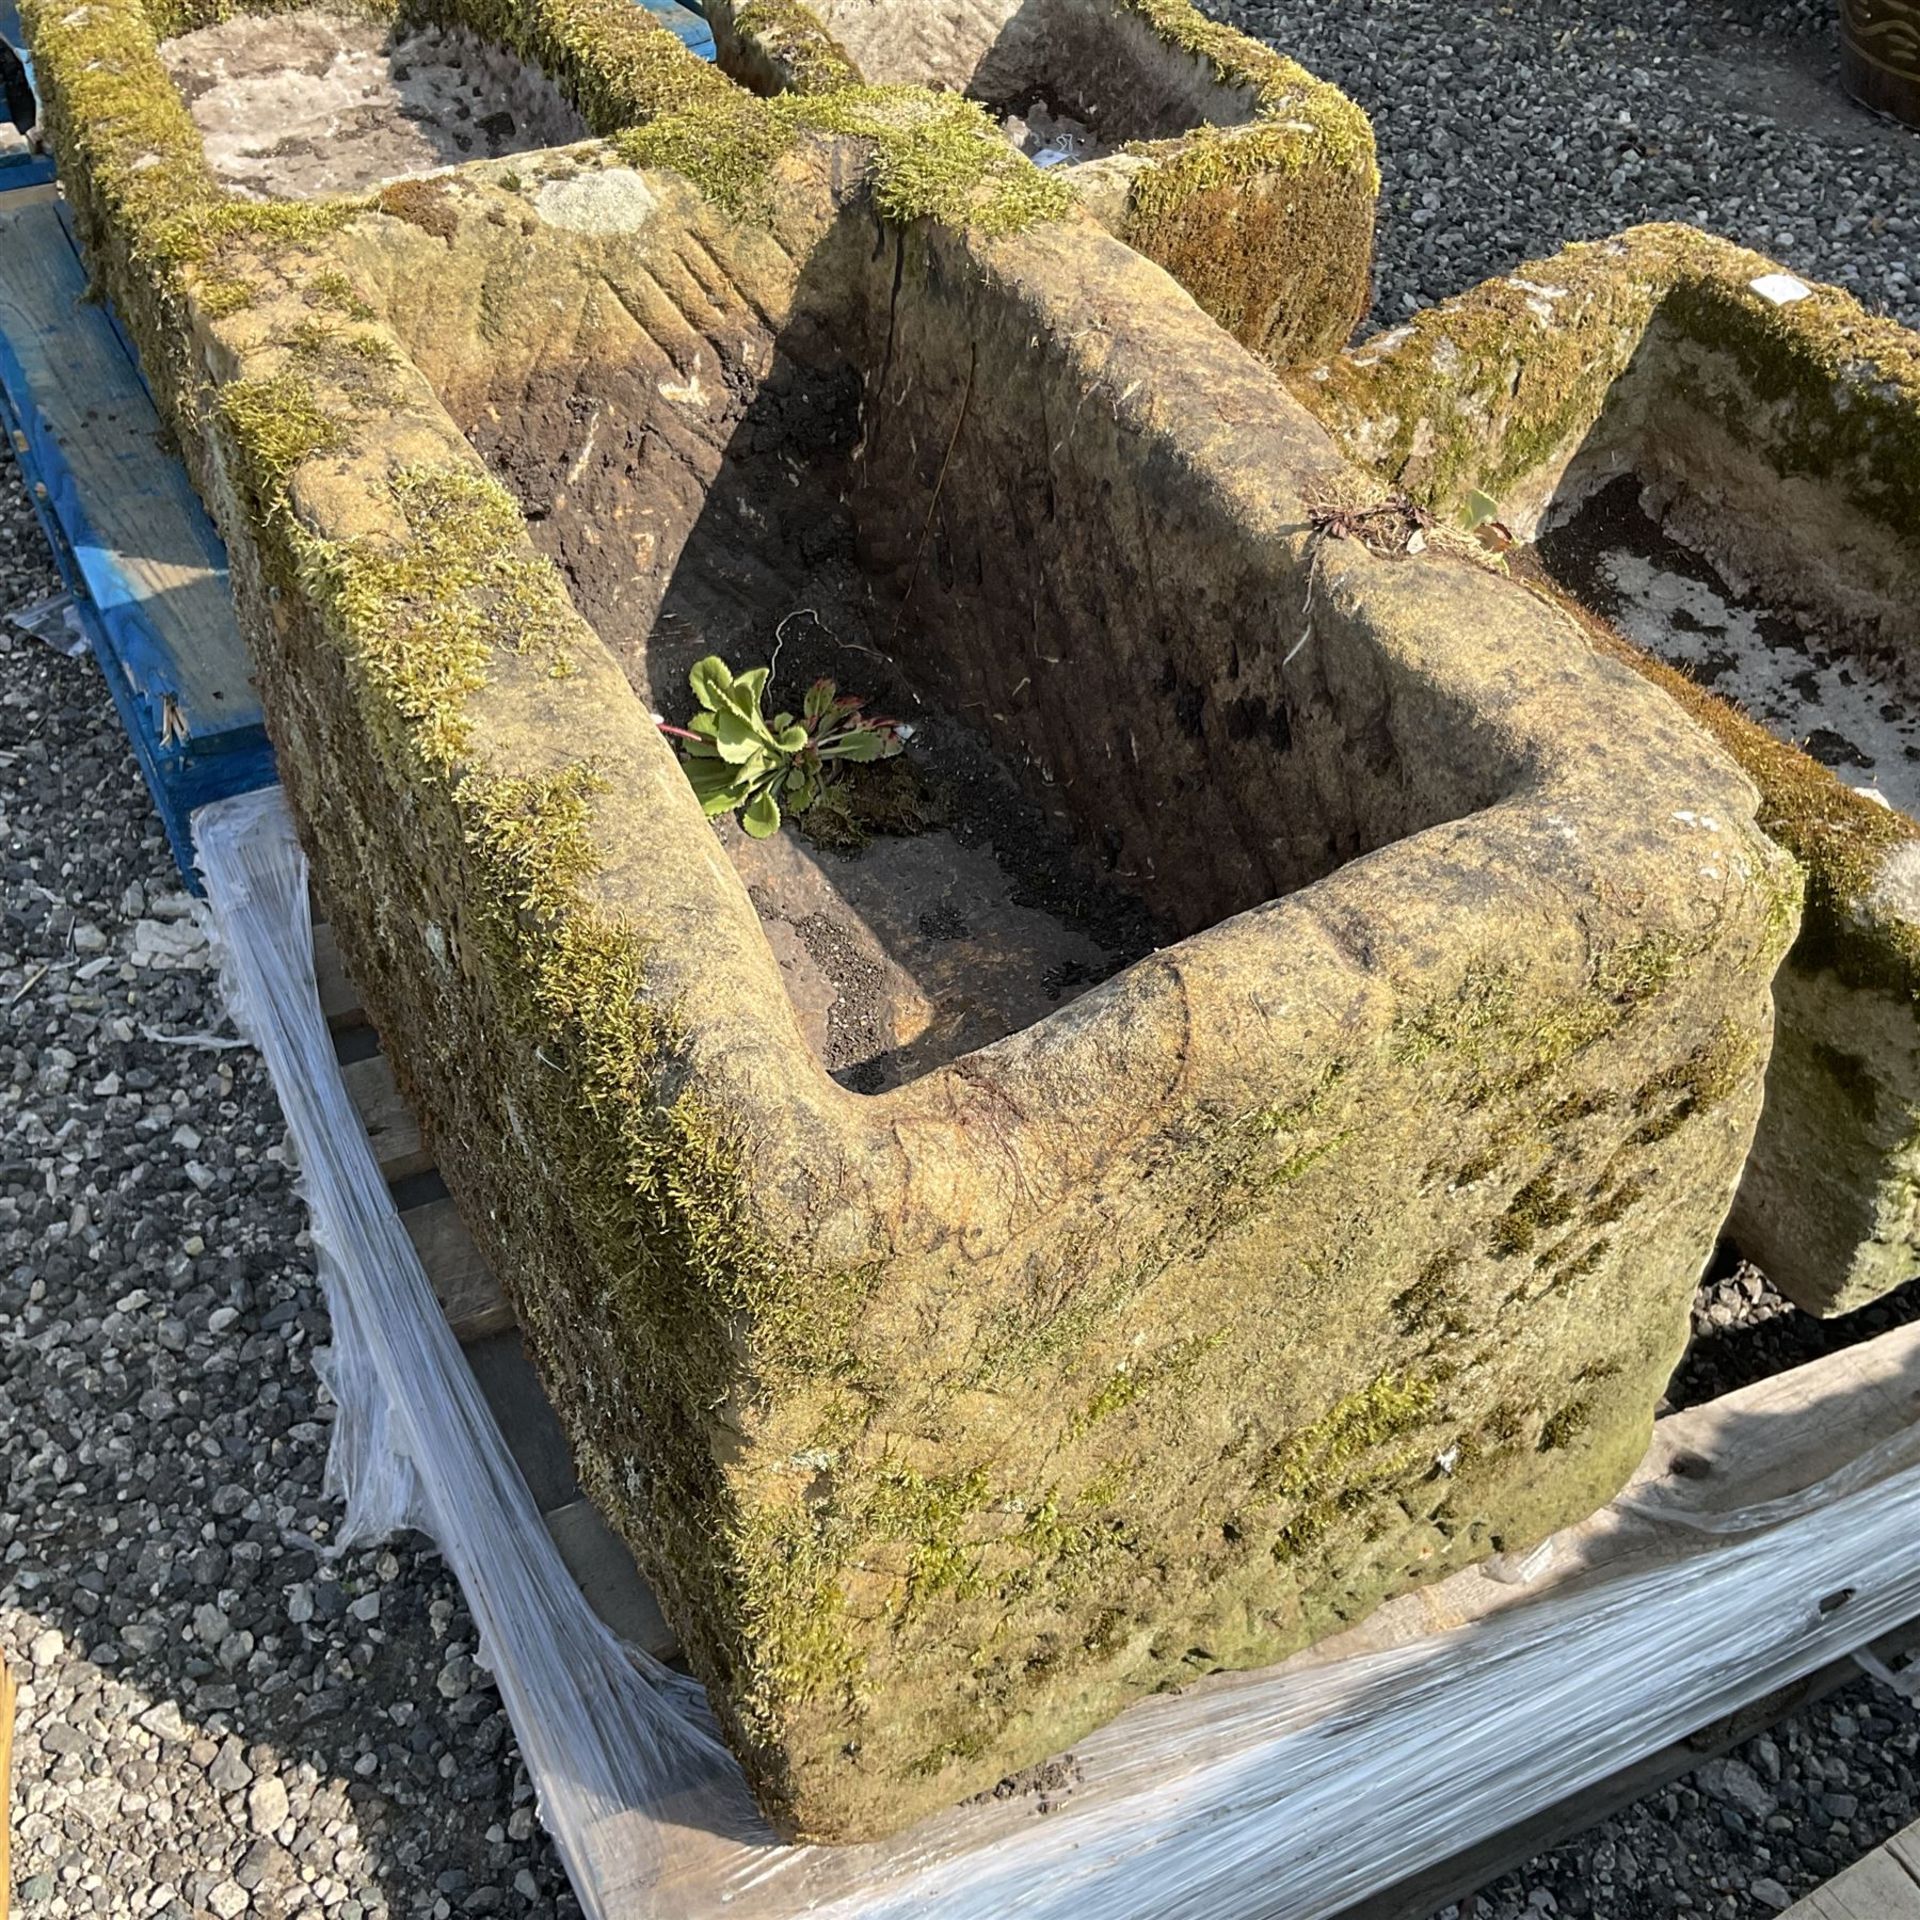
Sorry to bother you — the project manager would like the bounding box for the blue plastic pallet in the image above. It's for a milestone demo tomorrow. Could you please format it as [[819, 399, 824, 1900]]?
[[0, 189, 276, 884], [640, 0, 717, 60]]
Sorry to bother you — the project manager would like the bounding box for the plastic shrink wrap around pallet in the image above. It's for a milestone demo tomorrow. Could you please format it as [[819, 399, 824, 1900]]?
[[194, 784, 1920, 1920]]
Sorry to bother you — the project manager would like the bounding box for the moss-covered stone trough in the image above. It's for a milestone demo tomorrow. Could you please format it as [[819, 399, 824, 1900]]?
[[1290, 224, 1920, 1318], [28, 0, 1798, 1844], [703, 0, 1378, 367]]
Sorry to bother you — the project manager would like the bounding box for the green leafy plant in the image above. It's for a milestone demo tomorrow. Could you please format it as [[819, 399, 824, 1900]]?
[[662, 654, 904, 838]]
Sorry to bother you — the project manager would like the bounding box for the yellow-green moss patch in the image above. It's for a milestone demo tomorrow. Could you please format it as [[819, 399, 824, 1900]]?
[[616, 86, 1074, 232]]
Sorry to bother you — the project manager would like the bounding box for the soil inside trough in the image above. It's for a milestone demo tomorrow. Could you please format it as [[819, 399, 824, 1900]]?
[[1537, 476, 1920, 819], [654, 584, 1164, 1094], [159, 8, 584, 200]]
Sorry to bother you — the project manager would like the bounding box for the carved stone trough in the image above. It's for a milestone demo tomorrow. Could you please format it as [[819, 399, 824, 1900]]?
[[1292, 224, 1920, 1317], [29, 0, 1796, 1843], [704, 0, 1379, 367]]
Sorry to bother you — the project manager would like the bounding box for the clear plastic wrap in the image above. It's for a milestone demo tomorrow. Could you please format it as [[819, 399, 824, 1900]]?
[[194, 783, 1920, 1920]]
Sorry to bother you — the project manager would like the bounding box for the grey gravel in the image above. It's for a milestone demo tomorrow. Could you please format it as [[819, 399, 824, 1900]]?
[[1448, 1670, 1920, 1919], [1213, 0, 1920, 332], [7, 2, 1920, 1906], [0, 436, 578, 1918]]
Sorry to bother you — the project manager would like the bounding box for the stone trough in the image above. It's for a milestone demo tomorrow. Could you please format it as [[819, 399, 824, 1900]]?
[[28, 0, 1796, 1847], [1291, 225, 1920, 1317], [703, 0, 1379, 366]]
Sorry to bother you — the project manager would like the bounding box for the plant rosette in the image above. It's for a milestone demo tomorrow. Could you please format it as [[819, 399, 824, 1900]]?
[[664, 654, 904, 837]]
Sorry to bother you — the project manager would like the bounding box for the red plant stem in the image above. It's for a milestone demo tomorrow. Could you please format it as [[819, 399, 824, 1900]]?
[[655, 723, 702, 742]]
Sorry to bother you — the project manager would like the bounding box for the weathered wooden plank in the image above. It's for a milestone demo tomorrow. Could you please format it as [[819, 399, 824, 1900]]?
[[1886, 1818, 1920, 1887], [341, 1052, 431, 1183], [464, 1328, 579, 1516], [1, 1646, 14, 1920], [312, 922, 367, 1033], [403, 1195, 513, 1344], [545, 1499, 677, 1659], [1788, 1846, 1920, 1919]]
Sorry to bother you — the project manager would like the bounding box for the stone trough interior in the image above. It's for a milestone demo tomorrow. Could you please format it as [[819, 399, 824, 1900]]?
[[740, 0, 1263, 163], [1537, 474, 1920, 818], [160, 5, 584, 199], [1484, 305, 1919, 820], [359, 193, 1517, 1093]]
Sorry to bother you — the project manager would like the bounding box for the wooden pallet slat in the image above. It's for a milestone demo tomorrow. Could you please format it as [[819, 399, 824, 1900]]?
[[403, 1195, 514, 1343], [1890, 1822, 1920, 1883], [1791, 1844, 1920, 1919], [341, 1050, 432, 1183]]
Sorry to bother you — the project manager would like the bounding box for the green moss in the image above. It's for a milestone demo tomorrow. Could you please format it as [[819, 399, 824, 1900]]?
[[277, 316, 402, 408], [725, 0, 859, 94], [402, 0, 740, 133], [1066, 1332, 1224, 1435], [1588, 1169, 1651, 1227], [616, 86, 1074, 234], [1630, 1018, 1755, 1146], [306, 268, 376, 319], [909, 1730, 988, 1779], [195, 274, 258, 318], [1007, 1486, 1134, 1598], [292, 464, 574, 766], [214, 372, 349, 519], [798, 754, 938, 852], [1659, 266, 1920, 540], [1541, 1237, 1610, 1287], [377, 177, 460, 240], [867, 1463, 992, 1619], [1112, 0, 1374, 146], [1118, 101, 1375, 363], [1258, 1369, 1437, 1504], [1538, 1398, 1595, 1451], [143, 0, 393, 39], [1391, 1251, 1471, 1338], [1492, 1169, 1578, 1258], [733, 1498, 864, 1729]]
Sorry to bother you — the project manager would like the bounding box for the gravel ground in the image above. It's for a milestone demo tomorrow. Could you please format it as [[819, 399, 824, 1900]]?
[[0, 440, 577, 1918], [1214, 0, 1920, 332], [5, 2, 1920, 1909]]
